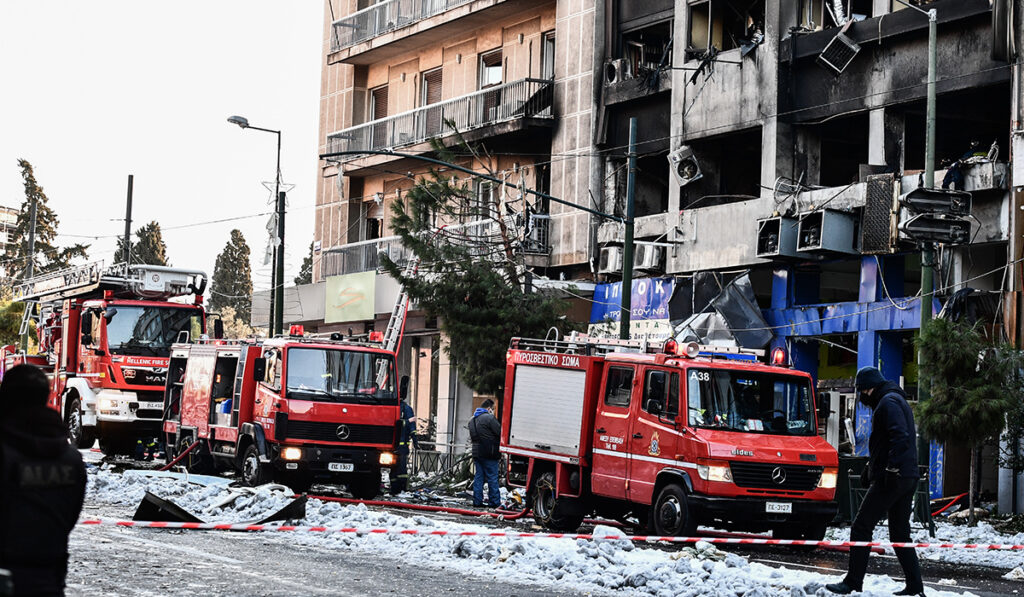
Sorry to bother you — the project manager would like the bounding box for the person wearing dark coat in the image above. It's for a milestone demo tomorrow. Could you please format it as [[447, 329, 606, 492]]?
[[0, 365, 87, 597], [390, 376, 418, 495], [468, 398, 502, 508], [826, 366, 924, 596]]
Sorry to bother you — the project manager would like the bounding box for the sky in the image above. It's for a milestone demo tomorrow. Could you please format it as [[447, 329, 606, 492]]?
[[0, 1, 324, 296]]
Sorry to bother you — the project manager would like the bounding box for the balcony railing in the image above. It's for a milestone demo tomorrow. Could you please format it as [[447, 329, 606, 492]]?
[[320, 214, 552, 278], [326, 78, 553, 161], [331, 0, 475, 52], [321, 235, 410, 278]]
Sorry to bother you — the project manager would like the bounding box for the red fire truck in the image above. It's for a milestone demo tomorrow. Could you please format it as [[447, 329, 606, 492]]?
[[501, 334, 839, 540], [8, 262, 208, 454], [162, 328, 400, 496]]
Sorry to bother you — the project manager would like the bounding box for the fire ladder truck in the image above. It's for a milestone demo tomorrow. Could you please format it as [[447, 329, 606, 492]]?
[[5, 261, 208, 453]]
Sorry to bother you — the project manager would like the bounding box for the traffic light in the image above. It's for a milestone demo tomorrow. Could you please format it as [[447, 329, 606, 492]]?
[[900, 187, 972, 216], [898, 213, 971, 244]]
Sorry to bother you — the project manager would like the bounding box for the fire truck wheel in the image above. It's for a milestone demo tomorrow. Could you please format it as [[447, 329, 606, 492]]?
[[98, 435, 135, 456], [348, 470, 382, 500], [241, 444, 269, 486], [65, 398, 96, 448], [532, 472, 584, 532], [649, 484, 696, 538]]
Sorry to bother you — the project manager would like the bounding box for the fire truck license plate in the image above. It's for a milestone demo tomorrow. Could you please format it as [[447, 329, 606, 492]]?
[[765, 502, 792, 514], [328, 463, 354, 472]]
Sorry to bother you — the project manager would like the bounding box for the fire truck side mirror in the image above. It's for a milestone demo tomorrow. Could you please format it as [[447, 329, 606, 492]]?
[[252, 357, 267, 382], [213, 318, 224, 340], [80, 311, 94, 345], [817, 397, 831, 420], [646, 398, 663, 416]]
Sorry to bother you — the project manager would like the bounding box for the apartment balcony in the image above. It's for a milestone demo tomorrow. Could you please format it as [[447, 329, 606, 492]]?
[[329, 0, 549, 65], [320, 215, 551, 278], [325, 78, 554, 167]]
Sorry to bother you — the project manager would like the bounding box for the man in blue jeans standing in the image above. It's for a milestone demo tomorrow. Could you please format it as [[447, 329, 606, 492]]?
[[469, 399, 502, 508]]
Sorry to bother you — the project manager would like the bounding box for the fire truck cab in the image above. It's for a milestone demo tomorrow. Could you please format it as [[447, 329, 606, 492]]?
[[7, 262, 207, 454], [501, 335, 839, 540], [162, 329, 400, 495]]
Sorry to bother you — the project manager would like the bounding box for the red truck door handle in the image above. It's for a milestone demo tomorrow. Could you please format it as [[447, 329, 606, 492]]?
[[595, 427, 606, 434], [632, 433, 643, 439]]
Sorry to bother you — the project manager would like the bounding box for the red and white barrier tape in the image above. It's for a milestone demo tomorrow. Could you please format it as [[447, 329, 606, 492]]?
[[77, 519, 1024, 550]]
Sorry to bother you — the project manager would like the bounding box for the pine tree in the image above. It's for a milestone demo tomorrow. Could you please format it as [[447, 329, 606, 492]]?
[[380, 142, 572, 395], [294, 242, 313, 285], [114, 221, 168, 266], [5, 159, 89, 279], [916, 319, 1021, 525], [209, 229, 253, 323]]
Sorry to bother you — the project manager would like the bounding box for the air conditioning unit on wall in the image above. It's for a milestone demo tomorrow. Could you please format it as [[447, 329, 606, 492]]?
[[604, 59, 631, 85], [668, 145, 702, 187], [633, 244, 665, 272], [598, 246, 623, 274]]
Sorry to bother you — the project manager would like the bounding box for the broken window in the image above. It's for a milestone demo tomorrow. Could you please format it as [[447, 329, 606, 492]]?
[[621, 21, 672, 75], [687, 0, 764, 57], [798, 0, 873, 31]]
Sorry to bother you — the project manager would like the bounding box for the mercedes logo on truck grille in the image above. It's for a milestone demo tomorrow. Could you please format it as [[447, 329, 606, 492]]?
[[771, 466, 787, 485], [336, 424, 350, 440]]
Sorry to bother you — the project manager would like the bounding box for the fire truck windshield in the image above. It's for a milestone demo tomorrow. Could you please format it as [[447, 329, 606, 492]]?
[[104, 306, 203, 357], [686, 369, 816, 436], [285, 347, 396, 404]]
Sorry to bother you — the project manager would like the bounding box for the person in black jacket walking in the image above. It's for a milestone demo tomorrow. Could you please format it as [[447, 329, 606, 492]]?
[[0, 365, 87, 597], [826, 366, 924, 596], [468, 399, 501, 508]]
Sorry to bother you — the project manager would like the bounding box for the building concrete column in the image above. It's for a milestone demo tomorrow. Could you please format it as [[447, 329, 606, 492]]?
[[868, 108, 905, 171], [759, 1, 801, 192]]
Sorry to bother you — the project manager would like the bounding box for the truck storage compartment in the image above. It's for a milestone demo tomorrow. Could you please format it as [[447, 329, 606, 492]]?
[[508, 365, 587, 457]]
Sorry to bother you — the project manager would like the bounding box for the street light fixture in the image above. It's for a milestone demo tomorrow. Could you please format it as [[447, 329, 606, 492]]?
[[227, 115, 285, 337]]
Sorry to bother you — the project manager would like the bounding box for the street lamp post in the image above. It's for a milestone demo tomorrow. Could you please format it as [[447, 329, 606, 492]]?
[[228, 115, 285, 337]]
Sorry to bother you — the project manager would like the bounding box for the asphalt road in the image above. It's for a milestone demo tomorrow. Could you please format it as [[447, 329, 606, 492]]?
[[68, 503, 589, 597]]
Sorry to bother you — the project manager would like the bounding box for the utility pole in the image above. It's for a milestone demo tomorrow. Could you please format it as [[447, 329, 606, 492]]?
[[123, 174, 134, 275], [620, 118, 638, 339], [274, 190, 286, 337], [20, 196, 37, 352], [917, 8, 938, 462]]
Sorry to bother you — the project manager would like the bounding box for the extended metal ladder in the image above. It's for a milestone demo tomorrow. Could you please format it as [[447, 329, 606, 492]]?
[[380, 256, 419, 354], [375, 257, 420, 387]]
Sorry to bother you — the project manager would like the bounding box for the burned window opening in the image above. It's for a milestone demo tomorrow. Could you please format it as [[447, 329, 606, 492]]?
[[616, 21, 673, 91], [678, 130, 762, 209], [687, 0, 765, 59], [604, 153, 670, 219], [796, 0, 873, 32]]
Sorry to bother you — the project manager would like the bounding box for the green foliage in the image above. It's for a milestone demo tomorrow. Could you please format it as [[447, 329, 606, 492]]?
[[380, 145, 571, 395], [916, 319, 1018, 446], [0, 300, 26, 346], [209, 229, 253, 323], [5, 159, 89, 279], [294, 242, 313, 285], [114, 220, 169, 266]]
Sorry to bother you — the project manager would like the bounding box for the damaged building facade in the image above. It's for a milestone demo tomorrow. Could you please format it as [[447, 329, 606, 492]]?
[[592, 0, 1022, 512], [306, 0, 1024, 511]]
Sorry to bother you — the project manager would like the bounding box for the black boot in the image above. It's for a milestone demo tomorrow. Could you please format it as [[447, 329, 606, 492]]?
[[893, 588, 925, 596], [824, 581, 859, 594]]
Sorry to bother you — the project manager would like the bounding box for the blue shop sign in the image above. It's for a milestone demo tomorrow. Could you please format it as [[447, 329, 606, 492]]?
[[590, 278, 674, 323]]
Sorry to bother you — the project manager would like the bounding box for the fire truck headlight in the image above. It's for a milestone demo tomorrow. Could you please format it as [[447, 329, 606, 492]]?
[[379, 451, 396, 466], [818, 467, 838, 489], [281, 447, 303, 461], [696, 459, 733, 483]]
